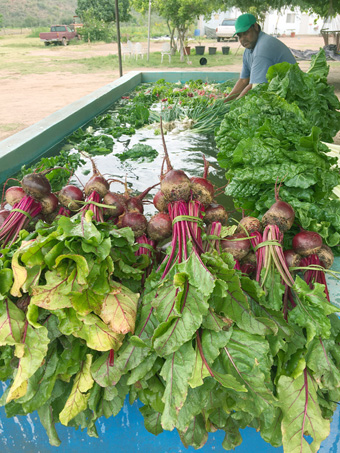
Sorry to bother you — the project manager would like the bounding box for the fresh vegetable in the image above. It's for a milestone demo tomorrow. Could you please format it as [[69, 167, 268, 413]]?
[[0, 172, 56, 247], [124, 182, 160, 214], [261, 192, 295, 232], [220, 232, 250, 261], [120, 211, 148, 238], [190, 155, 214, 207], [216, 54, 340, 248], [292, 229, 323, 256], [5, 186, 26, 206], [204, 203, 229, 225], [117, 143, 158, 162], [317, 244, 334, 269], [283, 249, 301, 269], [103, 191, 126, 217], [21, 172, 52, 200], [0, 75, 339, 453], [81, 159, 110, 222], [236, 216, 262, 234], [58, 184, 84, 211], [146, 212, 172, 242], [153, 190, 168, 212]]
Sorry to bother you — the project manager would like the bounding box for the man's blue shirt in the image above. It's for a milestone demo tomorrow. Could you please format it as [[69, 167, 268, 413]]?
[[240, 31, 296, 84]]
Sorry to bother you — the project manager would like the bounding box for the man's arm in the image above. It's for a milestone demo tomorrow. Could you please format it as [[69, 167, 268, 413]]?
[[236, 82, 253, 99], [224, 78, 250, 102]]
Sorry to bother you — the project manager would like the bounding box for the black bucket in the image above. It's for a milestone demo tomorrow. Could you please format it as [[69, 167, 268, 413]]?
[[195, 46, 205, 55], [222, 46, 230, 55]]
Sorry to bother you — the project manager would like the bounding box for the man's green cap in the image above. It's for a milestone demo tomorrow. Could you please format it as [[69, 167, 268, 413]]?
[[233, 13, 257, 36]]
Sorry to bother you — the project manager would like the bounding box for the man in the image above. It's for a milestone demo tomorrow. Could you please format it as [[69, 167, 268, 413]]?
[[224, 13, 296, 101]]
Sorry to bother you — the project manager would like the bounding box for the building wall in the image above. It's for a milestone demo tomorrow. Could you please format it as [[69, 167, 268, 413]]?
[[199, 8, 324, 36]]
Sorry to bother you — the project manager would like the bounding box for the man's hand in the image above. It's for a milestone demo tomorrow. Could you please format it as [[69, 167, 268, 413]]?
[[224, 93, 239, 103], [223, 77, 250, 103]]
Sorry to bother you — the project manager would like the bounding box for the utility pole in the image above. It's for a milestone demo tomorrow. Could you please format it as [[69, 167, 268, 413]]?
[[147, 0, 151, 61], [115, 0, 123, 76]]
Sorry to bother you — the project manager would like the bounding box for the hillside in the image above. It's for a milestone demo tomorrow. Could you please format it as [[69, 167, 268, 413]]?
[[0, 0, 78, 27]]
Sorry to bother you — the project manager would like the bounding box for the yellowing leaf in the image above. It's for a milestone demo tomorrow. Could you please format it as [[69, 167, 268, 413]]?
[[74, 313, 124, 351], [31, 269, 73, 310], [59, 354, 94, 426], [0, 299, 25, 346], [97, 282, 139, 334], [54, 254, 89, 285], [6, 321, 49, 403], [10, 248, 28, 298], [6, 380, 28, 402]]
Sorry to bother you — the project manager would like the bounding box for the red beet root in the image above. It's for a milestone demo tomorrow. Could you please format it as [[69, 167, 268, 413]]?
[[0, 210, 10, 228], [190, 177, 214, 207], [221, 233, 251, 261], [261, 181, 295, 232], [21, 173, 51, 200], [84, 175, 109, 198], [204, 204, 228, 225], [153, 190, 168, 212], [58, 185, 84, 211], [5, 186, 26, 206], [147, 212, 172, 242], [284, 249, 301, 269], [190, 156, 214, 207], [103, 192, 126, 217], [120, 212, 148, 238], [40, 193, 59, 215], [317, 244, 334, 269], [292, 230, 322, 257], [160, 169, 191, 203], [237, 216, 262, 235]]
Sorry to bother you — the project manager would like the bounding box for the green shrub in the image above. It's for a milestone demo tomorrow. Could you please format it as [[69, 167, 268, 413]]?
[[27, 27, 49, 38]]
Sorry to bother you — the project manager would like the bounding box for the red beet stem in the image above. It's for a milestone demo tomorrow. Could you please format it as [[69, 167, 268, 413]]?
[[0, 196, 42, 247]]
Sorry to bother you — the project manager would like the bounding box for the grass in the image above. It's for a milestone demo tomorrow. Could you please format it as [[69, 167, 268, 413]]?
[[68, 52, 243, 72], [0, 31, 244, 75]]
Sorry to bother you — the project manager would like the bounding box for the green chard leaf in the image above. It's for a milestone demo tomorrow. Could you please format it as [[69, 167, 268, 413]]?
[[278, 370, 330, 453], [59, 354, 94, 426], [305, 337, 340, 390], [139, 406, 163, 435], [152, 265, 210, 356], [289, 276, 338, 344], [178, 413, 208, 449], [160, 341, 196, 431], [37, 403, 61, 447], [217, 329, 276, 416]]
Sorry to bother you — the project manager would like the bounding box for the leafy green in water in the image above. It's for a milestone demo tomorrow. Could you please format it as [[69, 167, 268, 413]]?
[[117, 144, 158, 162]]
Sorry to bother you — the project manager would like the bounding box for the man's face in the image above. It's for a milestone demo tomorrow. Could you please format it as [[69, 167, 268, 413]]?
[[237, 25, 259, 49]]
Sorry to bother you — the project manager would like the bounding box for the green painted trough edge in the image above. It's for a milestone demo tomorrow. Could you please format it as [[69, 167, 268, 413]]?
[[0, 71, 239, 185]]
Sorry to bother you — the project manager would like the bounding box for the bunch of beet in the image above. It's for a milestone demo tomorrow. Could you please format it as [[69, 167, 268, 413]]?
[[0, 173, 59, 247]]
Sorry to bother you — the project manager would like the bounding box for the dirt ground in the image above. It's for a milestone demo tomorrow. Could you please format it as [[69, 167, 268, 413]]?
[[1, 35, 340, 143]]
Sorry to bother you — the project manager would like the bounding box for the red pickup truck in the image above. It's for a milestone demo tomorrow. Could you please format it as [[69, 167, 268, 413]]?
[[39, 25, 80, 46]]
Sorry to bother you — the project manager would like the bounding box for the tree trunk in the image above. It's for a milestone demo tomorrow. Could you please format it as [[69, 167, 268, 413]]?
[[167, 20, 176, 54], [177, 27, 187, 62]]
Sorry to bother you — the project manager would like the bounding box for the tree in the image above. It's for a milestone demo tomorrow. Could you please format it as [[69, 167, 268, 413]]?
[[76, 0, 131, 23], [215, 0, 340, 18], [133, 0, 217, 60]]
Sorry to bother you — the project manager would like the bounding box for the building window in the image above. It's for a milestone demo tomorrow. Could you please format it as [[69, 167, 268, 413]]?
[[286, 13, 295, 23]]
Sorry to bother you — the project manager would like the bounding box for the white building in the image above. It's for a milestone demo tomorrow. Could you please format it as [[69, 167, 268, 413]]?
[[198, 7, 325, 37]]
